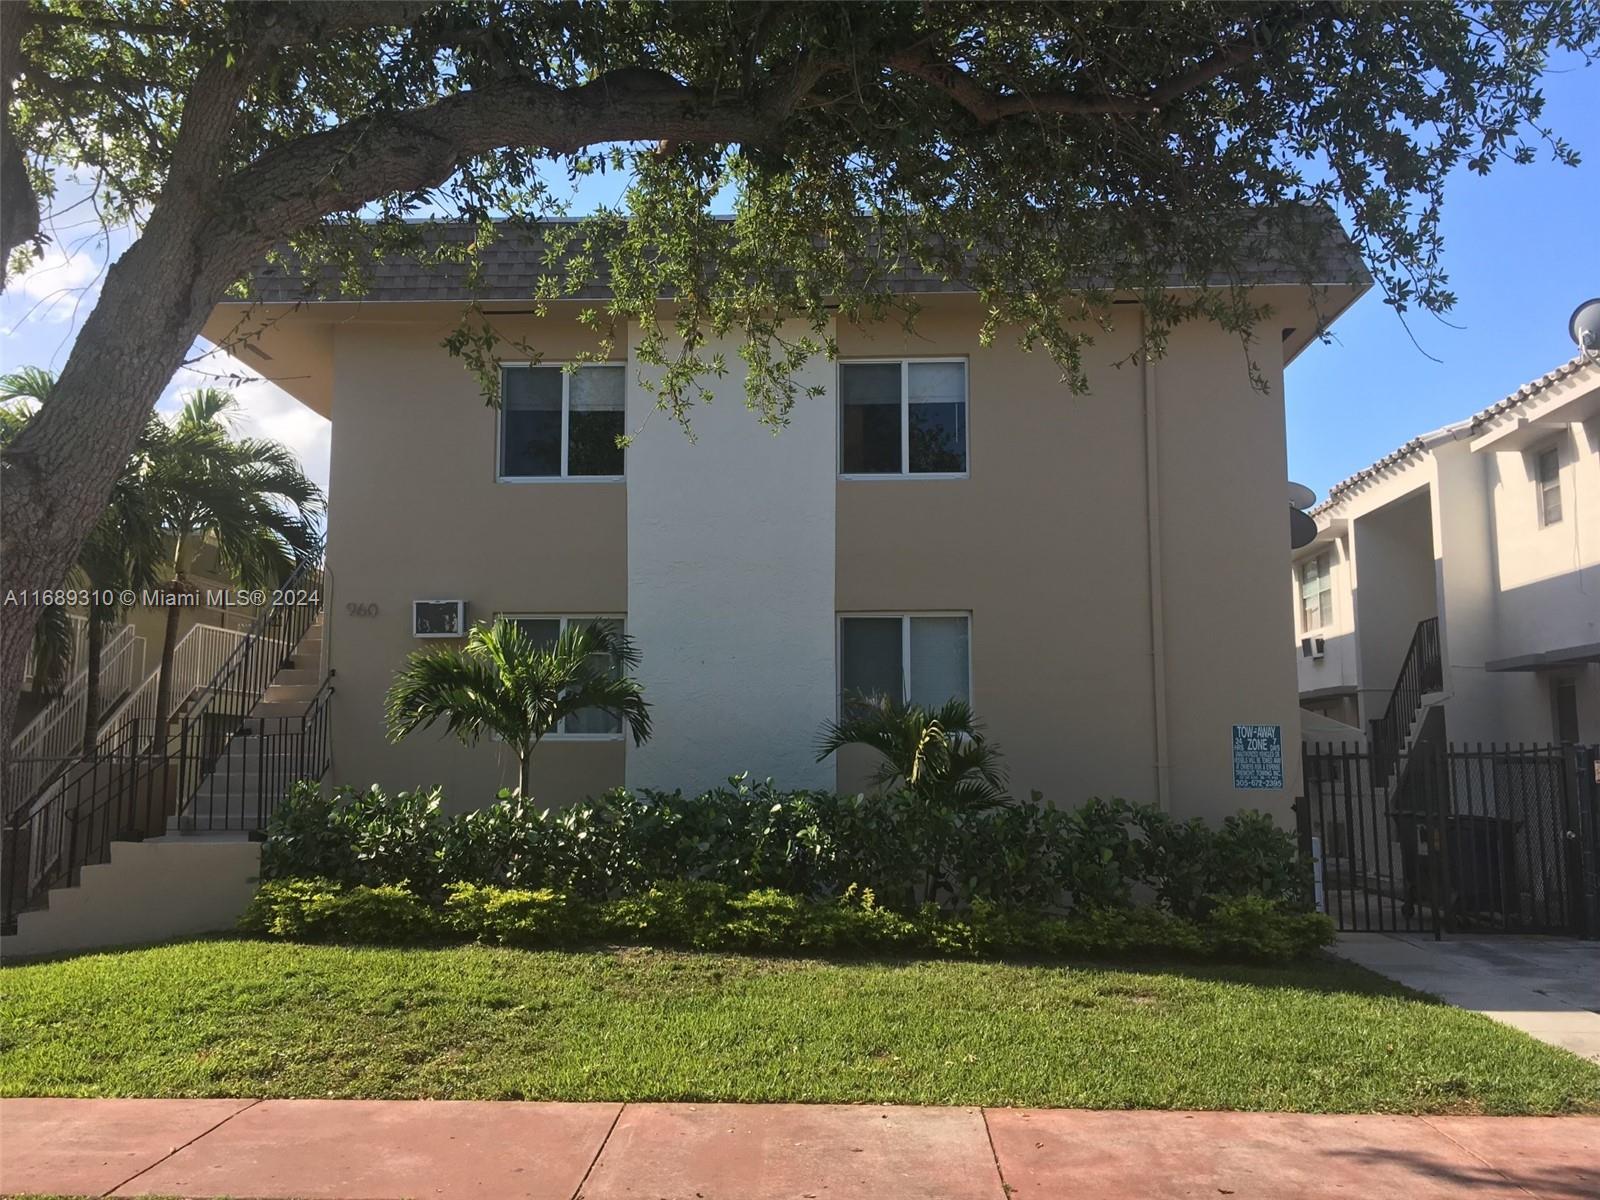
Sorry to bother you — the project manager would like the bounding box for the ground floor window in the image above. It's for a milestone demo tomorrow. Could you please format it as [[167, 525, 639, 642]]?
[[503, 615, 625, 736], [838, 613, 971, 710]]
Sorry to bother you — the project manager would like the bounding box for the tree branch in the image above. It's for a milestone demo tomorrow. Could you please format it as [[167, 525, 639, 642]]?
[[208, 70, 802, 251], [18, 11, 184, 39], [20, 2, 434, 46], [887, 6, 1323, 122], [0, 9, 40, 281]]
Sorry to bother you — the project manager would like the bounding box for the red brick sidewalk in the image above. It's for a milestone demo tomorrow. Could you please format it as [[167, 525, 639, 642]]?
[[2, 1099, 1595, 1199]]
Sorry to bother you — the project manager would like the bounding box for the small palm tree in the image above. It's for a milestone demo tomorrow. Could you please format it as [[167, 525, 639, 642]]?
[[817, 694, 1009, 811], [385, 618, 652, 796], [817, 694, 1009, 904], [75, 428, 167, 751]]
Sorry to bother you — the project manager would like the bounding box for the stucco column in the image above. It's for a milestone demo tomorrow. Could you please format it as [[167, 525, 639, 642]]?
[[624, 322, 838, 793]]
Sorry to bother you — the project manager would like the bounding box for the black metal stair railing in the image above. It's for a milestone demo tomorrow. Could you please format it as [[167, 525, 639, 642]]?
[[1, 560, 330, 934], [164, 559, 324, 806], [1368, 616, 1443, 785]]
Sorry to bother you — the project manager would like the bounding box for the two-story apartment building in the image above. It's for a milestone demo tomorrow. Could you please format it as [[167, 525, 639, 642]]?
[[1293, 352, 1600, 746], [203, 225, 1366, 825]]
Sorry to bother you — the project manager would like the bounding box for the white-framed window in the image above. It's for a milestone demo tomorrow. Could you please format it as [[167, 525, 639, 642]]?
[[838, 613, 971, 710], [1299, 551, 1334, 632], [840, 359, 968, 477], [500, 614, 626, 737], [499, 363, 626, 480], [1535, 444, 1562, 527]]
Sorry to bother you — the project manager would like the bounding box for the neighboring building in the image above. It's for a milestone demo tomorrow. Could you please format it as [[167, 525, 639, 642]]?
[[1293, 353, 1600, 746], [202, 225, 1366, 824]]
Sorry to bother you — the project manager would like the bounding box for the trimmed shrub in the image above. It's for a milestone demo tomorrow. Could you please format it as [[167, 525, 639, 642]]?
[[239, 879, 442, 943], [240, 879, 1335, 964], [1204, 895, 1333, 961], [261, 778, 1313, 920], [442, 882, 588, 947]]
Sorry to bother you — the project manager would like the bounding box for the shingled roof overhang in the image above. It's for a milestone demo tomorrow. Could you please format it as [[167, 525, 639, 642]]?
[[230, 208, 1370, 305], [203, 209, 1371, 418], [1312, 352, 1600, 516]]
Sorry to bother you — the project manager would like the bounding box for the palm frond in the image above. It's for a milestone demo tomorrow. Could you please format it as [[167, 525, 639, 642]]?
[[147, 409, 324, 585], [175, 387, 239, 430], [0, 366, 56, 405], [385, 618, 654, 789], [817, 692, 1009, 810], [385, 646, 523, 748]]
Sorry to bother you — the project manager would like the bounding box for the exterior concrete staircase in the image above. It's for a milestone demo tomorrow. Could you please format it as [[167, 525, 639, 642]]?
[[3, 563, 329, 954], [171, 616, 328, 833]]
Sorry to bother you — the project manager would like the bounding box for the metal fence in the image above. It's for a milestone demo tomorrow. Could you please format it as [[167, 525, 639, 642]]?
[[1300, 740, 1599, 937]]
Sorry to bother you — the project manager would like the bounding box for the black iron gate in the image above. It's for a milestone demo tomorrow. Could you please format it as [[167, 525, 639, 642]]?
[[1299, 739, 1599, 937]]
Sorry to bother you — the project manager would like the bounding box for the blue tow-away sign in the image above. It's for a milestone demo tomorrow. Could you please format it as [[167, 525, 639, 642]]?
[[1232, 724, 1284, 790]]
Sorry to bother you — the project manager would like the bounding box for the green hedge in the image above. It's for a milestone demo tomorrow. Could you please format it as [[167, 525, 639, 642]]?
[[239, 879, 1335, 964], [261, 778, 1310, 917]]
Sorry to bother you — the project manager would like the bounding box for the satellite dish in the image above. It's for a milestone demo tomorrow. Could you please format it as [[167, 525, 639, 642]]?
[[1570, 297, 1600, 354], [1290, 507, 1318, 550], [1288, 481, 1316, 511]]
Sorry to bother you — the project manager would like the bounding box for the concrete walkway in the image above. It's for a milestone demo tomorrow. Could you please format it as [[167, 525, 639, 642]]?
[[2, 1099, 1597, 1199], [1336, 932, 1600, 1062]]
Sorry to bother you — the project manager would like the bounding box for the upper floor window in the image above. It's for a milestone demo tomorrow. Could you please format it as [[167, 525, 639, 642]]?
[[839, 613, 970, 710], [840, 360, 967, 477], [1535, 445, 1562, 526], [503, 615, 625, 736], [1299, 552, 1333, 632], [500, 364, 625, 480]]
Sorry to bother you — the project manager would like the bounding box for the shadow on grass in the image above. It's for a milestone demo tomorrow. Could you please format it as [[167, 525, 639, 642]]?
[[3, 928, 1442, 1007]]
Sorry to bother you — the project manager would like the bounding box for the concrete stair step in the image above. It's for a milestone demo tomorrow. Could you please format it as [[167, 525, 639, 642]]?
[[249, 700, 314, 719], [260, 682, 322, 703]]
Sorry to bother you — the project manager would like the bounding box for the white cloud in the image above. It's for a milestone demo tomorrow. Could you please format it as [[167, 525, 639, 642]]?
[[3, 240, 107, 325]]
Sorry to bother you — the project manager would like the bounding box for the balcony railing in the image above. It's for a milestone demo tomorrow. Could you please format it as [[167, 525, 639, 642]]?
[[7, 623, 143, 808]]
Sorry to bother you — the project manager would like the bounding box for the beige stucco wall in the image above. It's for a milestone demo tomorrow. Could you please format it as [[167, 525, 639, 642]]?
[[321, 296, 1307, 822], [836, 303, 1300, 822], [328, 314, 626, 810]]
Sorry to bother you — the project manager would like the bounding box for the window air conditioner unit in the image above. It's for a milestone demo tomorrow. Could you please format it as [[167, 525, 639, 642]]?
[[413, 600, 466, 638], [1300, 637, 1326, 660]]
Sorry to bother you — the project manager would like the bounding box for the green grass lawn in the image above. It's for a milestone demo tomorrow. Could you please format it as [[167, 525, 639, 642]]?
[[3, 938, 1596, 1114]]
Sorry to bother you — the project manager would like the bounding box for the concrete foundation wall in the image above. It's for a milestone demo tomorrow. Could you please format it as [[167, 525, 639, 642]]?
[[1, 837, 261, 960]]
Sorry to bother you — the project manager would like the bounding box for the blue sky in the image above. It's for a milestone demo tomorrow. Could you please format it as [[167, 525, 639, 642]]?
[[2, 55, 1595, 504], [1285, 54, 1599, 500]]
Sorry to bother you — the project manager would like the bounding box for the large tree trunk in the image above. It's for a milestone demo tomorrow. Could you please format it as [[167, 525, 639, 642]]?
[[78, 609, 106, 757], [0, 206, 228, 760], [0, 37, 255, 765]]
